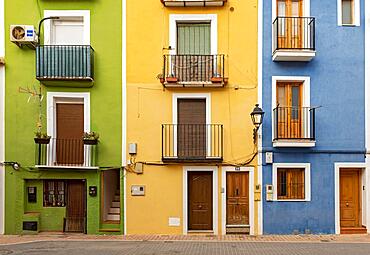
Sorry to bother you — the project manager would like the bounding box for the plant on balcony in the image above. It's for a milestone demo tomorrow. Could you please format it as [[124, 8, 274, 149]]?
[[156, 74, 165, 84], [34, 131, 51, 144], [83, 132, 99, 145], [166, 74, 178, 83]]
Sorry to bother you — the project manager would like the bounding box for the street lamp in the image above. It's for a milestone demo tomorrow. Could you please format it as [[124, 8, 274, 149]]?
[[250, 104, 264, 144]]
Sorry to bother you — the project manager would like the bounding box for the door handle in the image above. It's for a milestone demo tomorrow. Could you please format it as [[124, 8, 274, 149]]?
[[346, 202, 349, 207], [198, 205, 202, 209]]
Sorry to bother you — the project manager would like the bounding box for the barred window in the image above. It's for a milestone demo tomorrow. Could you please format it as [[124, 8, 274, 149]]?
[[277, 168, 305, 200], [43, 180, 66, 207]]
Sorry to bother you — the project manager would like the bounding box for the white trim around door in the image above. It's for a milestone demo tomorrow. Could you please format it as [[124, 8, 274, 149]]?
[[44, 10, 90, 45], [221, 166, 255, 235], [169, 14, 217, 55], [183, 166, 218, 235], [334, 162, 368, 234], [0, 0, 5, 235]]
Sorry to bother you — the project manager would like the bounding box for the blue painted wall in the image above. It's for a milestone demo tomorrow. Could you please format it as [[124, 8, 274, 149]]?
[[262, 0, 365, 234]]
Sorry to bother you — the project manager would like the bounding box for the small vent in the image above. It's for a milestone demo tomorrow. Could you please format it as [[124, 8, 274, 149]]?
[[23, 221, 38, 231]]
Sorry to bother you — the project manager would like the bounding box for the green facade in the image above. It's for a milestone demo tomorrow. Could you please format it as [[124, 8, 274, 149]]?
[[4, 0, 123, 234]]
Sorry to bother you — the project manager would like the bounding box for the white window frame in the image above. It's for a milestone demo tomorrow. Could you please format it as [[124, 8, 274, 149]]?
[[44, 10, 90, 45], [221, 167, 255, 235], [169, 14, 217, 55], [337, 0, 361, 26], [183, 166, 218, 234], [271, 76, 311, 146], [272, 163, 311, 202], [172, 93, 211, 158], [44, 92, 92, 168], [0, 0, 4, 235]]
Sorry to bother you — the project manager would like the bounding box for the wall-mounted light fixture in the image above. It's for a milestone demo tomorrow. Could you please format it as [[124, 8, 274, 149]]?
[[250, 104, 265, 144]]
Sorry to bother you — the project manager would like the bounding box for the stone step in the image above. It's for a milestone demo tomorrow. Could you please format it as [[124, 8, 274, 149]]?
[[341, 227, 367, 234], [106, 214, 120, 221], [109, 207, 120, 214], [111, 201, 120, 208], [113, 195, 120, 201]]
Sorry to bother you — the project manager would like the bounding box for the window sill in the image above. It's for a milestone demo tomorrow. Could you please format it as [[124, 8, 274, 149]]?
[[273, 140, 315, 148], [272, 50, 316, 62]]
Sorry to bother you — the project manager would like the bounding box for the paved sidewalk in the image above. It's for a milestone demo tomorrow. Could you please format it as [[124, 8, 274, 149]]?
[[0, 233, 369, 245]]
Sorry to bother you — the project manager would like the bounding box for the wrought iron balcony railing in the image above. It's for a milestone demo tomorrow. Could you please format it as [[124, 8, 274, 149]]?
[[273, 107, 316, 141], [162, 54, 226, 87], [35, 138, 98, 168], [162, 124, 223, 162], [161, 0, 227, 7], [36, 45, 94, 82], [273, 17, 315, 52]]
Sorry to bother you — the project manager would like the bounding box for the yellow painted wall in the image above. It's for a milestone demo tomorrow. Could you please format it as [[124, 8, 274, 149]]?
[[127, 0, 259, 235]]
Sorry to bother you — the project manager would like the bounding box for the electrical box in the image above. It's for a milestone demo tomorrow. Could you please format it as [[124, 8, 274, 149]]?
[[129, 143, 137, 154], [266, 185, 273, 201], [131, 185, 145, 196], [23, 221, 38, 231], [89, 186, 97, 197], [265, 152, 273, 164], [254, 184, 261, 201], [27, 187, 37, 203], [135, 162, 143, 174]]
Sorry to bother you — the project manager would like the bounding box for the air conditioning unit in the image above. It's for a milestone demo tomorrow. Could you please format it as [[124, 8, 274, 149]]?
[[10, 25, 38, 48]]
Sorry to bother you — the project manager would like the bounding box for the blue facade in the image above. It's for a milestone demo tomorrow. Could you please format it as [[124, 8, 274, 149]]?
[[262, 0, 365, 234]]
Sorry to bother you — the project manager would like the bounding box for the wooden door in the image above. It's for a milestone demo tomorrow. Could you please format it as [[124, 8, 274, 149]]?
[[65, 180, 86, 233], [177, 99, 206, 159], [188, 172, 213, 230], [276, 82, 302, 139], [340, 169, 361, 228], [56, 103, 84, 165], [226, 172, 249, 226], [277, 0, 303, 48]]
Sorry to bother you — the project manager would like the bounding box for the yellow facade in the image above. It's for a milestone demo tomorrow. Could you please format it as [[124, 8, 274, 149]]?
[[126, 0, 259, 235]]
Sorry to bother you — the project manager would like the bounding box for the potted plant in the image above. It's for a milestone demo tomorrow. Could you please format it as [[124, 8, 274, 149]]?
[[83, 132, 99, 145], [210, 75, 223, 83], [156, 73, 165, 84], [166, 74, 178, 83], [34, 131, 51, 144]]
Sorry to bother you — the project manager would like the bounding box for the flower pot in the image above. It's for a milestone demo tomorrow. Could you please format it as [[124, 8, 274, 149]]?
[[166, 77, 178, 83], [83, 139, 98, 145], [210, 77, 223, 83], [159, 77, 165, 83], [34, 137, 51, 144]]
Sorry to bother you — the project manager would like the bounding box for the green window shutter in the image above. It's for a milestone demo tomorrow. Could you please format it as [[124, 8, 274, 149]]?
[[177, 23, 211, 55]]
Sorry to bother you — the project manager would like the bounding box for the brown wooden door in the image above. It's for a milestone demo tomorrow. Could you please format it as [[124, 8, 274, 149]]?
[[277, 0, 303, 48], [188, 171, 213, 230], [65, 180, 86, 233], [276, 82, 302, 139], [178, 99, 206, 159], [56, 103, 84, 165], [340, 169, 361, 228], [227, 172, 249, 226]]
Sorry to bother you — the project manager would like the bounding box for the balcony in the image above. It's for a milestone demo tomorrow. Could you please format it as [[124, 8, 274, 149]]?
[[161, 54, 227, 88], [35, 138, 98, 169], [162, 124, 223, 162], [272, 17, 315, 62], [36, 45, 94, 87], [273, 107, 316, 147], [161, 0, 226, 7]]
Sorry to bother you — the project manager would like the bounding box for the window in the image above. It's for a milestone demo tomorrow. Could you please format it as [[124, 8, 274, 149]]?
[[277, 168, 305, 199], [272, 163, 311, 201], [338, 0, 360, 26], [342, 0, 354, 25], [43, 180, 66, 207]]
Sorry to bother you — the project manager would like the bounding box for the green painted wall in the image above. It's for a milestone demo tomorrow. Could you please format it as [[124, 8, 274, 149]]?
[[4, 0, 122, 234]]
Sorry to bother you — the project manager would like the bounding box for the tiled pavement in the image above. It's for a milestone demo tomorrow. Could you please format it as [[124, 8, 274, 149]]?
[[1, 240, 370, 255], [0, 233, 370, 245]]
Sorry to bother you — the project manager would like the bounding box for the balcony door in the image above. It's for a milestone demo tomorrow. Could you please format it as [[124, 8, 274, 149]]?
[[56, 103, 84, 165], [177, 99, 206, 159], [174, 23, 212, 82], [51, 18, 84, 45], [276, 82, 302, 139], [277, 0, 303, 49]]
